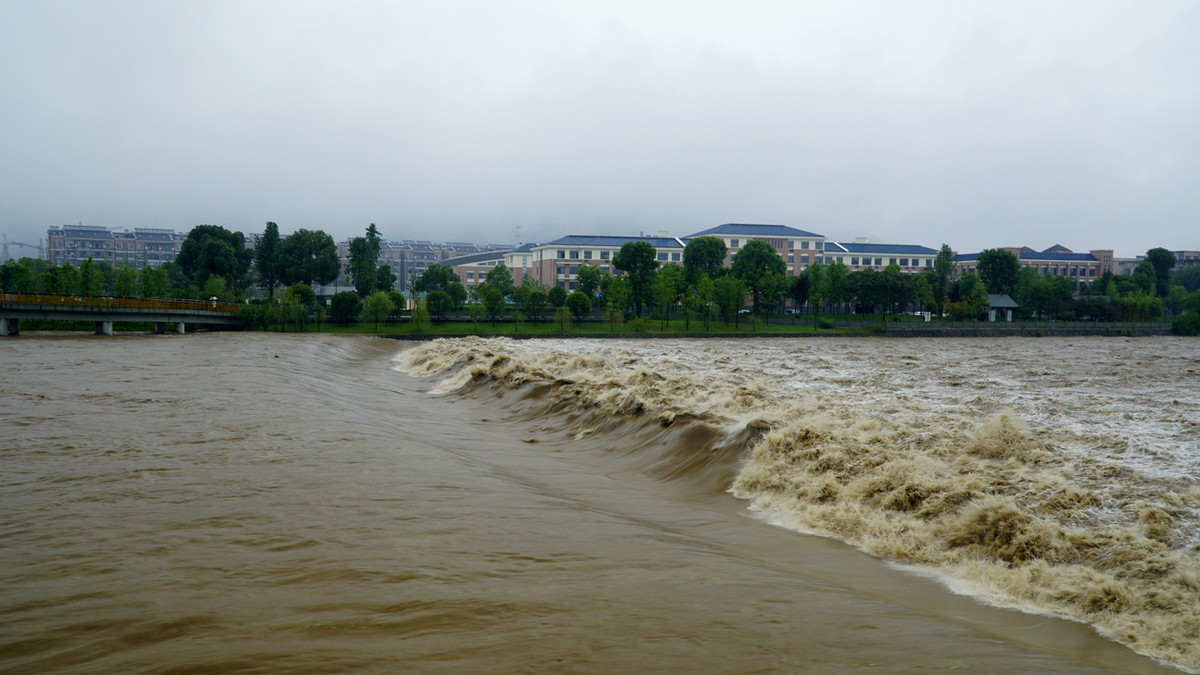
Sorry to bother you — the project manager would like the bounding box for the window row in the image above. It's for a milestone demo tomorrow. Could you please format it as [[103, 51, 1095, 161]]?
[[555, 249, 612, 261]]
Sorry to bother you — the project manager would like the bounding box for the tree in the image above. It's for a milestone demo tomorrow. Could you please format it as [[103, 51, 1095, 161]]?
[[880, 264, 915, 317], [658, 264, 684, 305], [113, 264, 138, 297], [139, 266, 169, 298], [411, 298, 432, 333], [387, 290, 406, 320], [376, 264, 397, 293], [483, 286, 506, 325], [549, 303, 568, 332], [604, 277, 631, 330], [730, 240, 785, 313], [566, 290, 591, 320], [329, 291, 362, 324], [976, 249, 1020, 297], [680, 285, 700, 331], [824, 262, 848, 314], [1173, 265, 1200, 293], [1165, 285, 1189, 316], [0, 260, 36, 293], [55, 262, 80, 295], [790, 272, 811, 314], [1130, 260, 1157, 295], [915, 272, 936, 313], [547, 285, 567, 308], [651, 268, 677, 329], [283, 283, 317, 331], [932, 243, 954, 311], [178, 225, 252, 291], [201, 275, 234, 302], [807, 263, 826, 327], [612, 241, 659, 316], [1144, 248, 1176, 297], [412, 264, 460, 294], [79, 257, 104, 296], [284, 282, 316, 308], [279, 228, 340, 288], [485, 264, 515, 298], [696, 273, 715, 331], [846, 269, 879, 315], [959, 274, 991, 319], [575, 263, 603, 299], [714, 275, 747, 325], [255, 221, 284, 298], [446, 281, 468, 309], [359, 291, 393, 332], [683, 236, 726, 284], [426, 290, 452, 319], [160, 261, 190, 291], [1017, 267, 1074, 318], [346, 223, 383, 297], [758, 272, 788, 324], [525, 285, 548, 321]]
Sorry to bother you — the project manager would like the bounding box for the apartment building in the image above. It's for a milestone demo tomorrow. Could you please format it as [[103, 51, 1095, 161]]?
[[46, 225, 185, 269], [332, 239, 513, 292]]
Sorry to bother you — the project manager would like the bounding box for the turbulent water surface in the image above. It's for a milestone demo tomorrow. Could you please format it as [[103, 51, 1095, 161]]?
[[2, 333, 1198, 673]]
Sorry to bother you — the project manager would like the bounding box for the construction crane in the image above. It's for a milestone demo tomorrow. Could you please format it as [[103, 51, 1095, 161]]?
[[2, 234, 46, 262]]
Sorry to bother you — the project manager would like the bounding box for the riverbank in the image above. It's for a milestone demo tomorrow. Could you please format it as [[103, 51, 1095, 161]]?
[[374, 319, 1173, 340]]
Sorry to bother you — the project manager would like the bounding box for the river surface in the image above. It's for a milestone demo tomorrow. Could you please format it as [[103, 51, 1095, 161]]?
[[2, 333, 1197, 673]]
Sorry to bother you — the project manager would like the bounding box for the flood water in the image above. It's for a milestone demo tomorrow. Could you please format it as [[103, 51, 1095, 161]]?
[[2, 333, 1197, 673]]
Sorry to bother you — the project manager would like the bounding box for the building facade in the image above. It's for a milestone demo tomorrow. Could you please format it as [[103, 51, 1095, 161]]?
[[685, 223, 825, 275], [954, 245, 1115, 291], [46, 225, 185, 269], [821, 240, 938, 272], [529, 235, 685, 290], [331, 239, 513, 292]]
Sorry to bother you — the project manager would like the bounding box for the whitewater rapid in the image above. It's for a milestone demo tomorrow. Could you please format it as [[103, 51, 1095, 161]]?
[[398, 335, 1200, 672]]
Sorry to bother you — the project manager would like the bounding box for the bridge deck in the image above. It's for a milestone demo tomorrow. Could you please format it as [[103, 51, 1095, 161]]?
[[1, 293, 242, 333]]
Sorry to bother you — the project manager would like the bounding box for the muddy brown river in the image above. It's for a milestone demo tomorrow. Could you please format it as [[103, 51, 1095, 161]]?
[[3, 333, 1197, 673]]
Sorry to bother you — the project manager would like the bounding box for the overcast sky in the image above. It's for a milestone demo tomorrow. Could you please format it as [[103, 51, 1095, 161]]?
[[2, 0, 1196, 258]]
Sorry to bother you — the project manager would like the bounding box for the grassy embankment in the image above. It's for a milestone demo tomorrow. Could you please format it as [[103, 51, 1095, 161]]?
[[313, 314, 875, 336]]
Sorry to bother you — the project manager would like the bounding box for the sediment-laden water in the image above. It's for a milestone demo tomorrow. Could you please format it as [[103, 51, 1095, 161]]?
[[2, 333, 1196, 673]]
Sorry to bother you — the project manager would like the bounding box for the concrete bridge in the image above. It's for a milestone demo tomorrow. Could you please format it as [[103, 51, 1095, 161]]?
[[0, 293, 242, 336]]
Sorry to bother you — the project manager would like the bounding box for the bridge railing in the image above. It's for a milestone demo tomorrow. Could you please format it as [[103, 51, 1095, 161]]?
[[1, 293, 242, 314]]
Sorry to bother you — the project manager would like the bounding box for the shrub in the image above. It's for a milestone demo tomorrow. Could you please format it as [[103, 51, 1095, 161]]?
[[329, 291, 361, 324], [1173, 312, 1200, 336]]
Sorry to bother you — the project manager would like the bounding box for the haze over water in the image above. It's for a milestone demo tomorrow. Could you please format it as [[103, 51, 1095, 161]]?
[[2, 333, 1197, 673]]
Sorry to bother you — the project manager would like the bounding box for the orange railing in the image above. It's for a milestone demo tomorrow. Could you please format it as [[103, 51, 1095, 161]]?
[[0, 293, 242, 314]]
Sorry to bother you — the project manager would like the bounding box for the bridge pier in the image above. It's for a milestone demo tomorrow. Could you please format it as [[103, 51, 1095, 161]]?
[[0, 317, 19, 336], [95, 320, 113, 336], [176, 322, 186, 334]]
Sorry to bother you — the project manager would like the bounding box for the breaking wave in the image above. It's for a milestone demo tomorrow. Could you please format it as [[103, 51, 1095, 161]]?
[[398, 336, 1200, 672]]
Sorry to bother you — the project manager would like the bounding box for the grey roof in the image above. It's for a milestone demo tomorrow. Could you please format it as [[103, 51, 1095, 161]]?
[[686, 223, 823, 238], [443, 250, 507, 266], [826, 242, 937, 255], [988, 294, 1019, 308], [542, 234, 684, 248], [956, 249, 1098, 263]]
